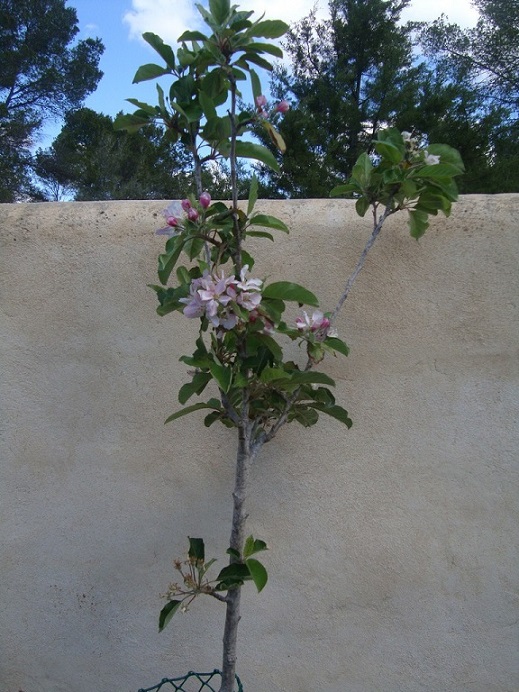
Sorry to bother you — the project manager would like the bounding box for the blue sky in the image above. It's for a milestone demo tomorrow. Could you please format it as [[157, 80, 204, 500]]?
[[38, 0, 479, 147]]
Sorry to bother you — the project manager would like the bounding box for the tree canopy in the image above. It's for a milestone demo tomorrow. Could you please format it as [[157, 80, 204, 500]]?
[[0, 0, 104, 200], [34, 108, 240, 201], [255, 0, 518, 197]]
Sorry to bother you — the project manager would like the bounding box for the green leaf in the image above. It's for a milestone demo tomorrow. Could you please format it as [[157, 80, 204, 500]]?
[[292, 405, 319, 427], [239, 53, 273, 71], [408, 209, 429, 239], [209, 361, 232, 393], [308, 403, 352, 428], [159, 600, 182, 632], [165, 399, 221, 424], [133, 63, 170, 83], [204, 411, 222, 427], [243, 536, 268, 558], [374, 141, 403, 164], [249, 214, 288, 232], [209, 0, 230, 24], [234, 141, 279, 172], [125, 98, 157, 115], [426, 144, 465, 173], [289, 371, 336, 387], [178, 372, 212, 404], [158, 242, 183, 285], [263, 282, 318, 306], [216, 563, 251, 588], [330, 182, 359, 197], [177, 30, 208, 42], [188, 537, 205, 561], [245, 558, 268, 592], [262, 120, 286, 152], [248, 20, 289, 38], [254, 333, 283, 361], [199, 91, 217, 120], [226, 547, 241, 559], [249, 68, 262, 101], [355, 196, 370, 217], [142, 33, 176, 69], [113, 113, 151, 133], [247, 175, 259, 216], [324, 336, 350, 357], [247, 42, 283, 58], [247, 230, 274, 241], [156, 84, 167, 114], [412, 163, 464, 179], [351, 152, 373, 187]]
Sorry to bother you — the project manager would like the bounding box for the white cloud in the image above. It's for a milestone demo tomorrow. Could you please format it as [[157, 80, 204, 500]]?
[[401, 0, 479, 28], [122, 0, 479, 46], [122, 0, 327, 45], [123, 0, 201, 43]]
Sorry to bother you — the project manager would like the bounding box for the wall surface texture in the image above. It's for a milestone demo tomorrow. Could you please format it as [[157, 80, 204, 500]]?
[[1, 196, 518, 692]]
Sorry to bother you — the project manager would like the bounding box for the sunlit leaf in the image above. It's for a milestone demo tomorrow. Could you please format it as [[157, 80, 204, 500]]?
[[133, 63, 170, 83], [235, 141, 280, 171], [142, 33, 176, 69]]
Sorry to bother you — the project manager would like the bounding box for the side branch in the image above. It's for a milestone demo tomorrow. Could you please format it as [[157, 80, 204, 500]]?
[[258, 199, 394, 449], [329, 200, 393, 328]]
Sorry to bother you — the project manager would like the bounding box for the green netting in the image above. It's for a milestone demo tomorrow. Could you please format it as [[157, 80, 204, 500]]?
[[138, 670, 243, 692]]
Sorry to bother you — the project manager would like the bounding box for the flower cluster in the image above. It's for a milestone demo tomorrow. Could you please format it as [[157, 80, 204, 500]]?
[[180, 266, 263, 330], [255, 94, 289, 119], [156, 192, 212, 236], [401, 132, 440, 166], [296, 310, 331, 335]]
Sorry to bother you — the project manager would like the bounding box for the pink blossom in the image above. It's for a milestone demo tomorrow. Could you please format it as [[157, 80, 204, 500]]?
[[296, 310, 330, 333], [187, 207, 199, 221], [199, 191, 211, 209], [255, 95, 267, 108], [276, 100, 289, 113], [179, 267, 264, 330], [156, 201, 183, 236], [181, 199, 191, 211]]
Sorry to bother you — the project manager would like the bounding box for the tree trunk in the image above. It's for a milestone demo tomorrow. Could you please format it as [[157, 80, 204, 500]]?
[[219, 424, 253, 692]]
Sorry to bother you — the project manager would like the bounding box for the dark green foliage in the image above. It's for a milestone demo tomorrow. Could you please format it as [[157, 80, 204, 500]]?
[[254, 0, 516, 197], [256, 0, 420, 197], [33, 108, 238, 201], [0, 0, 104, 200], [417, 0, 519, 192]]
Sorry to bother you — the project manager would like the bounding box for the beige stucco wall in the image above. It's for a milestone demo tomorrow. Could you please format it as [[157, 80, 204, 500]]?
[[1, 196, 518, 692]]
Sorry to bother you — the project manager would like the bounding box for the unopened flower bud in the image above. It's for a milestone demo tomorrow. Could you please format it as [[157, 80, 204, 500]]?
[[276, 100, 289, 113], [181, 198, 191, 211], [199, 191, 211, 209], [187, 207, 199, 221], [166, 216, 178, 227], [255, 94, 267, 108]]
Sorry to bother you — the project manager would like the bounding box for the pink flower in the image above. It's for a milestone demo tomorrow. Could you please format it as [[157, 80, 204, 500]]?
[[179, 267, 263, 330], [156, 201, 183, 236], [187, 208, 199, 221], [276, 100, 289, 113], [296, 310, 330, 333], [181, 199, 191, 211], [199, 191, 211, 209], [255, 95, 267, 108]]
